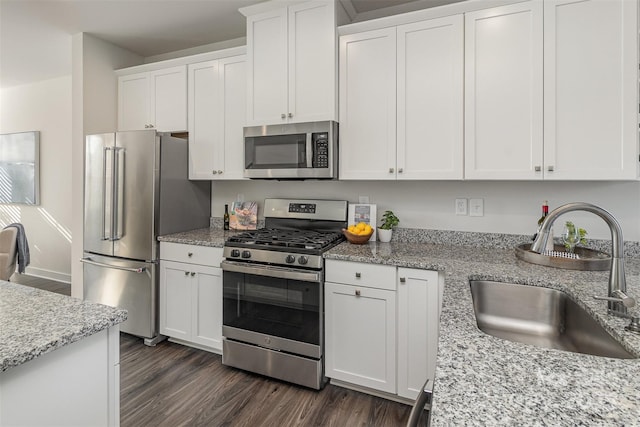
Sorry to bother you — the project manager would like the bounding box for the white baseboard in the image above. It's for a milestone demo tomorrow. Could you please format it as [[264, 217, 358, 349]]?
[[21, 266, 71, 284]]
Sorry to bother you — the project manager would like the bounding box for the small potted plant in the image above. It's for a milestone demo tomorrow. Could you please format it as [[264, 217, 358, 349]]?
[[378, 210, 399, 243]]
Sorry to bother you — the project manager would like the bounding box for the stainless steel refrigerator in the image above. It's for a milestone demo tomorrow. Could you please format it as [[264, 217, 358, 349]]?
[[82, 130, 210, 345]]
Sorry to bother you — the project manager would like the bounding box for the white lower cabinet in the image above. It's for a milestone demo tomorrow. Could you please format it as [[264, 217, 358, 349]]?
[[325, 259, 441, 399], [397, 267, 440, 400], [325, 281, 397, 393], [160, 242, 223, 353]]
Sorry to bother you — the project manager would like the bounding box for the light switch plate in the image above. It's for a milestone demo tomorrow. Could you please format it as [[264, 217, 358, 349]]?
[[469, 198, 484, 217], [455, 198, 468, 215]]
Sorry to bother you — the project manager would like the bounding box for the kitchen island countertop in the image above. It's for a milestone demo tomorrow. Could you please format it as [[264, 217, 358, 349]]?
[[0, 281, 127, 371], [324, 241, 640, 426]]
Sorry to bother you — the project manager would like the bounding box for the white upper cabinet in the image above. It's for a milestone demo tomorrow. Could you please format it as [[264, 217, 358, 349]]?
[[465, 0, 638, 180], [118, 65, 187, 132], [543, 0, 638, 180], [397, 16, 464, 180], [464, 2, 543, 180], [244, 1, 337, 125], [340, 15, 464, 180], [339, 28, 397, 180], [188, 55, 246, 180]]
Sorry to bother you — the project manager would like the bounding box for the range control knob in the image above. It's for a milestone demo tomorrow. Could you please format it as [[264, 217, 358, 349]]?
[[285, 255, 296, 264], [241, 250, 251, 259], [298, 256, 308, 265], [230, 249, 240, 258]]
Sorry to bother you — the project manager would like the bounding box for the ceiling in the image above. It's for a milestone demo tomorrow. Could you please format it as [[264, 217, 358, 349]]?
[[0, 0, 462, 89]]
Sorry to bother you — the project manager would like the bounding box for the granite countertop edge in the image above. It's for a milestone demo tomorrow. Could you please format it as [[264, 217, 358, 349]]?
[[0, 282, 128, 372]]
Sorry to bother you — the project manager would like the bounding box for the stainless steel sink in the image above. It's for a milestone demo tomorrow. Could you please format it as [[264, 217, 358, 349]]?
[[469, 280, 636, 359]]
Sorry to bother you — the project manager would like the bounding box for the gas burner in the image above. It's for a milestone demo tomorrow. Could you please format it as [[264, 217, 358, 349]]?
[[227, 228, 344, 251]]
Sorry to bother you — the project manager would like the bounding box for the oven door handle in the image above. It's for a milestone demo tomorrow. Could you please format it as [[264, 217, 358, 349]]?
[[221, 260, 321, 283]]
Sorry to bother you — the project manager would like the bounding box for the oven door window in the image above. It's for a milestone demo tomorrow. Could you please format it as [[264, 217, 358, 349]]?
[[245, 134, 307, 169], [223, 271, 320, 345]]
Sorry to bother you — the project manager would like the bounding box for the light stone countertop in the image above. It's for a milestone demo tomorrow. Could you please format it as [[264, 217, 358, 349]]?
[[0, 282, 127, 372], [324, 241, 640, 426], [157, 227, 232, 247], [160, 227, 640, 425]]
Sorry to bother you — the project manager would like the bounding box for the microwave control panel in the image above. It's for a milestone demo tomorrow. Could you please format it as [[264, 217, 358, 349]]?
[[312, 132, 329, 168]]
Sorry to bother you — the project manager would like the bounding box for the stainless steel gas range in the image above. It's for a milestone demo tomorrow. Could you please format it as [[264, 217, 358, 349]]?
[[220, 198, 348, 389]]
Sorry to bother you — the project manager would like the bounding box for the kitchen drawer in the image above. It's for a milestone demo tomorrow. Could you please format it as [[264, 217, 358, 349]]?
[[160, 242, 223, 267], [325, 259, 396, 291]]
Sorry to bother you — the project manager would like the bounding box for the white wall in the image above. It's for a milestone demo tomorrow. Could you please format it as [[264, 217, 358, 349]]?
[[0, 76, 73, 282], [212, 180, 640, 241], [71, 33, 143, 298]]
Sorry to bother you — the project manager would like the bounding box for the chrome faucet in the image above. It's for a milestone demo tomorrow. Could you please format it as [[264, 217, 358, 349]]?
[[531, 202, 635, 318]]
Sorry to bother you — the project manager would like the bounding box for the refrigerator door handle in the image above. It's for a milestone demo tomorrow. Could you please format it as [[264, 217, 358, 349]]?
[[103, 146, 114, 241], [113, 147, 125, 241], [81, 256, 147, 274]]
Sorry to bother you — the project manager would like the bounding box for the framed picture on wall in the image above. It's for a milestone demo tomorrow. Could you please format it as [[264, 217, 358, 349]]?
[[348, 203, 377, 241], [0, 131, 40, 205]]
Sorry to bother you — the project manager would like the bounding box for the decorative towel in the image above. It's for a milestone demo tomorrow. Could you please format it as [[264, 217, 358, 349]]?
[[4, 223, 30, 273]]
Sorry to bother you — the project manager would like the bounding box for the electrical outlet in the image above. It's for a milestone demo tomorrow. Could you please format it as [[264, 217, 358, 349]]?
[[469, 198, 484, 217], [455, 198, 468, 215]]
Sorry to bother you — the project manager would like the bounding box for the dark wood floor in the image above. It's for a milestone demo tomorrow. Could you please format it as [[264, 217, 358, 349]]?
[[15, 275, 413, 426]]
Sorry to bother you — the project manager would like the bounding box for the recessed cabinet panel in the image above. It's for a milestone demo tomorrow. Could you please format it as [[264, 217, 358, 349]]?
[[247, 8, 288, 125], [188, 61, 220, 179], [464, 2, 543, 179], [118, 73, 149, 132], [325, 281, 397, 393], [543, 0, 638, 180], [339, 28, 397, 180], [397, 268, 440, 400], [397, 15, 463, 180]]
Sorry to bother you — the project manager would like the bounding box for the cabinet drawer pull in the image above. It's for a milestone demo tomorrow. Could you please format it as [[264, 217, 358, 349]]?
[[188, 252, 193, 257], [184, 271, 189, 276], [190, 272, 196, 277], [389, 168, 394, 173], [281, 113, 286, 119], [355, 272, 361, 278], [400, 277, 406, 283], [355, 289, 361, 296], [534, 165, 541, 172], [547, 165, 555, 172]]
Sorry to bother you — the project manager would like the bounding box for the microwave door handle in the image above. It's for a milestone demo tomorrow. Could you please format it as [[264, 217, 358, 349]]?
[[306, 133, 313, 167]]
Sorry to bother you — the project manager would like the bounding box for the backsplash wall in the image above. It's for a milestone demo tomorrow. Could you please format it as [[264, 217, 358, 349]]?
[[211, 180, 640, 242]]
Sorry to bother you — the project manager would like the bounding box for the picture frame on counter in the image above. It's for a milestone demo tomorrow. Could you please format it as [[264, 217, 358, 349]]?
[[348, 203, 377, 241]]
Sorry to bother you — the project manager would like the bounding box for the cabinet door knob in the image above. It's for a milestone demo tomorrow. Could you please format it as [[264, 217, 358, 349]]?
[[389, 168, 394, 173], [188, 252, 193, 257], [400, 277, 406, 283], [355, 272, 361, 278], [398, 168, 403, 173], [355, 289, 361, 296], [212, 170, 217, 175], [534, 166, 541, 172], [281, 113, 286, 119], [190, 272, 196, 277], [288, 113, 293, 118], [547, 165, 554, 172], [184, 271, 189, 276], [218, 170, 223, 174]]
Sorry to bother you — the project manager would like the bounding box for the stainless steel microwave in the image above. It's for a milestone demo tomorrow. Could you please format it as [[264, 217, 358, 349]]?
[[243, 121, 338, 180]]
